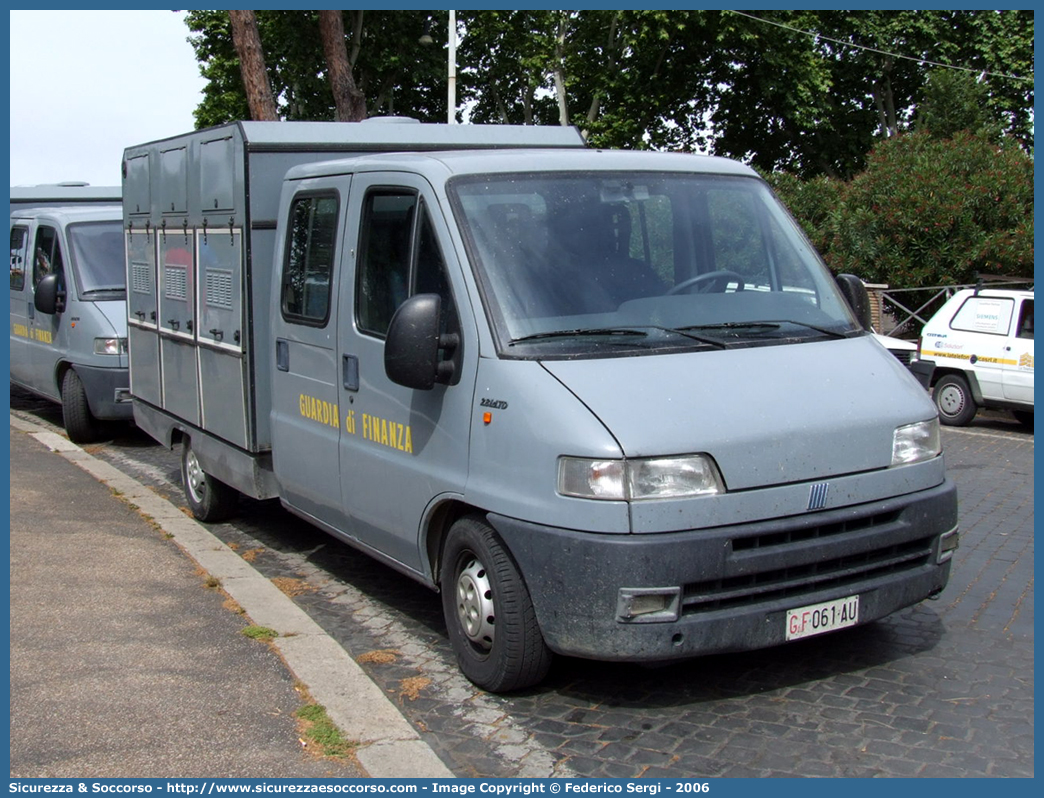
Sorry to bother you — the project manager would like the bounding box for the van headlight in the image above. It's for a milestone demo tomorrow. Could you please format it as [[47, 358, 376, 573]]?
[[891, 418, 941, 466], [94, 337, 127, 355], [558, 454, 724, 500]]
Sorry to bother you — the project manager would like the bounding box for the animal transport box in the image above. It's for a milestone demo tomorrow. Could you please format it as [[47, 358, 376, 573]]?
[[122, 119, 585, 495]]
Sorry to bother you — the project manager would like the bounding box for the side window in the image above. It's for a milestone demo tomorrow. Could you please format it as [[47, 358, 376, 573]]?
[[10, 226, 29, 291], [357, 189, 458, 340], [951, 297, 1015, 336], [33, 225, 65, 287], [415, 208, 460, 340], [1017, 299, 1033, 340], [357, 191, 416, 336], [281, 193, 339, 324]]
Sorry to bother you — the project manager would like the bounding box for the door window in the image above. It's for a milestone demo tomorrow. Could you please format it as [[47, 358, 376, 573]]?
[[10, 226, 29, 291], [1017, 299, 1033, 340], [357, 190, 458, 339], [33, 225, 65, 287], [281, 193, 339, 325]]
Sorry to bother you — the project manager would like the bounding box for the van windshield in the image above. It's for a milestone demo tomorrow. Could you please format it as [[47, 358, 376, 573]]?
[[450, 172, 861, 357], [67, 221, 126, 298]]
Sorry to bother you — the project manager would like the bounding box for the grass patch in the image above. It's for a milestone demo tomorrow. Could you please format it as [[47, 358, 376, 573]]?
[[241, 625, 278, 641], [295, 703, 356, 758]]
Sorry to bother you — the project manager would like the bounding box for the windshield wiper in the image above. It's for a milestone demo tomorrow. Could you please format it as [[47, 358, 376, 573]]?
[[681, 320, 850, 339], [81, 286, 125, 295], [509, 327, 649, 345]]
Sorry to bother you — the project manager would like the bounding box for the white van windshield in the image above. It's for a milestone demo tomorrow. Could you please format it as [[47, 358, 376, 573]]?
[[450, 172, 860, 357], [67, 221, 126, 297]]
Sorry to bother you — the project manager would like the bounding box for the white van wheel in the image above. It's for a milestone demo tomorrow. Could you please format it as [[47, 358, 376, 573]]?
[[933, 373, 977, 426], [440, 516, 551, 692], [181, 440, 238, 522], [61, 369, 98, 443]]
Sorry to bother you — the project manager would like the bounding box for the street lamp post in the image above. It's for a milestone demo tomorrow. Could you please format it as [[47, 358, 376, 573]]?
[[448, 10, 457, 124]]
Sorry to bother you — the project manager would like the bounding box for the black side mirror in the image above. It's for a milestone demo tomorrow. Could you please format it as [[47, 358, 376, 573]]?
[[835, 274, 872, 330], [34, 273, 66, 315], [385, 294, 458, 390]]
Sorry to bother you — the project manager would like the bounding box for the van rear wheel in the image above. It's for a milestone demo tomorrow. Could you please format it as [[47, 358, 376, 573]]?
[[61, 369, 98, 444], [181, 439, 238, 522], [933, 373, 977, 426], [440, 516, 551, 692]]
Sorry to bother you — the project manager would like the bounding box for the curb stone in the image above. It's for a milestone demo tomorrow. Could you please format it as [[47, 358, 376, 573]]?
[[12, 416, 455, 780]]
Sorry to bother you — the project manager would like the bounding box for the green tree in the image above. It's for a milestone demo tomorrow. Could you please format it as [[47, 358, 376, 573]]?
[[185, 9, 1033, 180], [824, 132, 1033, 288], [916, 69, 1000, 141], [185, 10, 450, 127]]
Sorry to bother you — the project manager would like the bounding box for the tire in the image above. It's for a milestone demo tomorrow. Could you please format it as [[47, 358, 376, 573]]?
[[61, 369, 98, 443], [440, 516, 552, 692], [932, 373, 977, 426], [1012, 410, 1034, 430], [181, 439, 238, 522]]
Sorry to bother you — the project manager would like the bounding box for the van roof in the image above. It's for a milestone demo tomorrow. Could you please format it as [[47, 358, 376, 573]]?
[[10, 184, 122, 203], [284, 147, 759, 183], [125, 119, 586, 155], [9, 205, 123, 224], [954, 287, 1034, 300]]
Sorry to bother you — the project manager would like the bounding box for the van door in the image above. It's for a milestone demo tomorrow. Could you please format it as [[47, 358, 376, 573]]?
[[10, 222, 33, 385], [25, 223, 67, 398], [337, 175, 473, 575], [270, 182, 348, 528], [1004, 297, 1033, 403], [949, 293, 1017, 402]]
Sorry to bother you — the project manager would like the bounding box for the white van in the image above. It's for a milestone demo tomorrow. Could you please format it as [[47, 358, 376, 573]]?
[[9, 205, 131, 441], [918, 287, 1034, 427]]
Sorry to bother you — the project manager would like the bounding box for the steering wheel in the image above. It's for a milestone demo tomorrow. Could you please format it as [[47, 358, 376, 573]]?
[[666, 270, 745, 296]]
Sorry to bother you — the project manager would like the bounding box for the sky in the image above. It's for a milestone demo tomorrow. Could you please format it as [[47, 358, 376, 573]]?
[[9, 10, 206, 188]]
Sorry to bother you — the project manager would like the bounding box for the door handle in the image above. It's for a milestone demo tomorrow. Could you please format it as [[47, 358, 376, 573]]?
[[276, 338, 289, 372], [343, 354, 359, 391]]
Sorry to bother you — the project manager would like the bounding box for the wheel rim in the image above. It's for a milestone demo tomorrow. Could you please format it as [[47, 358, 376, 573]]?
[[937, 384, 966, 417], [185, 449, 207, 504], [455, 556, 495, 651]]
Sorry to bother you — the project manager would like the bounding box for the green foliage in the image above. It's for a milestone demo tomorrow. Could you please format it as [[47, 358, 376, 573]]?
[[916, 69, 1002, 141], [185, 10, 450, 128], [820, 132, 1033, 288], [184, 9, 1033, 184], [761, 171, 843, 256]]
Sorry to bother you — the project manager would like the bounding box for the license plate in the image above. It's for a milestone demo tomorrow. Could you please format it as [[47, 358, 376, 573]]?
[[786, 595, 859, 641]]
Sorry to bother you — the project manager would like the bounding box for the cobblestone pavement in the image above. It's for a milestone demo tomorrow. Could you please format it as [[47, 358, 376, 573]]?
[[10, 388, 1033, 778]]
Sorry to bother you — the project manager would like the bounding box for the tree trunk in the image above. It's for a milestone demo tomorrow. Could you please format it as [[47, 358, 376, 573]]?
[[228, 10, 278, 121], [319, 10, 367, 122], [553, 14, 570, 127]]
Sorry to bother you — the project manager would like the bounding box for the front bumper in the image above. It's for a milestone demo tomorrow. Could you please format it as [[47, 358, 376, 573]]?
[[489, 479, 958, 661], [76, 364, 132, 420]]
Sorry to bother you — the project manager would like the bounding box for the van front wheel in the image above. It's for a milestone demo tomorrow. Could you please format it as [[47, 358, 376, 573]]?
[[61, 369, 98, 443], [181, 440, 238, 522], [440, 516, 551, 692], [933, 373, 977, 426]]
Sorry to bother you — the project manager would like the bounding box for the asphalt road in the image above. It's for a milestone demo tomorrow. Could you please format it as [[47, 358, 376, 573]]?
[[9, 387, 1034, 778]]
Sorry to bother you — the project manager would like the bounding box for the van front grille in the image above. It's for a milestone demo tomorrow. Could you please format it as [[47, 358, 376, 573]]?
[[682, 536, 933, 614], [732, 510, 901, 552]]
